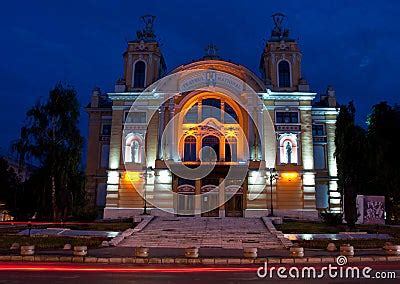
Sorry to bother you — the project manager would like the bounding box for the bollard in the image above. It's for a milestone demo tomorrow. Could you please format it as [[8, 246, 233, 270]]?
[[383, 242, 393, 250], [326, 243, 337, 252], [63, 244, 72, 250], [20, 245, 35, 256], [385, 244, 400, 256], [73, 246, 88, 256], [135, 247, 149, 258], [185, 247, 199, 258], [10, 243, 20, 250], [243, 247, 257, 258], [290, 246, 304, 258], [339, 244, 354, 256]]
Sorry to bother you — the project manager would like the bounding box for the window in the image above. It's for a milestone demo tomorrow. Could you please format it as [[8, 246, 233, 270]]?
[[278, 60, 291, 88], [202, 98, 221, 120], [100, 144, 110, 168], [224, 103, 238, 123], [101, 124, 111, 135], [225, 137, 237, 162], [125, 112, 147, 123], [315, 184, 329, 209], [201, 135, 220, 161], [313, 145, 326, 169], [312, 124, 325, 136], [183, 136, 197, 161], [184, 103, 198, 123], [133, 61, 146, 88], [276, 111, 298, 123]]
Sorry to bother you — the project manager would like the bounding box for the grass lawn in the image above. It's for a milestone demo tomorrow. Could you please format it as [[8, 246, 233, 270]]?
[[276, 221, 400, 249], [297, 239, 400, 249], [63, 221, 133, 231], [0, 235, 106, 250], [0, 220, 133, 251], [275, 221, 347, 234]]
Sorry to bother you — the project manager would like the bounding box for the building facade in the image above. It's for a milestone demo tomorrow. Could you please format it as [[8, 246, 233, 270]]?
[[85, 14, 340, 219]]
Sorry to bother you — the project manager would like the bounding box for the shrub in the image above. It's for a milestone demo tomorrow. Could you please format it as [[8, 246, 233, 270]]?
[[320, 212, 343, 226]]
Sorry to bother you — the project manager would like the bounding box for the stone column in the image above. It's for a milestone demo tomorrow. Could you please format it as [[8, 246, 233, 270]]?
[[156, 105, 165, 160], [105, 106, 124, 210], [168, 98, 175, 160], [326, 120, 340, 212], [256, 106, 264, 161], [300, 107, 316, 210], [219, 177, 225, 217], [195, 179, 201, 216]]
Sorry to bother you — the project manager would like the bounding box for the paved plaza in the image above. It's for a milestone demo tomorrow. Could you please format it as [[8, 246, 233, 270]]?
[[119, 217, 284, 249]]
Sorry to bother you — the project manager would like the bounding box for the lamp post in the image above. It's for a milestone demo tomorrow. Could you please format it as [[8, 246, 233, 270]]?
[[268, 168, 279, 217], [142, 167, 153, 215]]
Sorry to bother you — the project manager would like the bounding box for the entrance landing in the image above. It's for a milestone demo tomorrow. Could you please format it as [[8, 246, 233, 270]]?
[[119, 217, 284, 249]]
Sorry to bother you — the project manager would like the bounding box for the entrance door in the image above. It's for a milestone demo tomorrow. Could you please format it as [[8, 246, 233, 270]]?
[[201, 194, 219, 217], [177, 194, 195, 216], [225, 194, 243, 217]]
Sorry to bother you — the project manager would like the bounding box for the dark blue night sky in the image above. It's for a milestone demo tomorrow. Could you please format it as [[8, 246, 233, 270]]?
[[1, 0, 399, 153]]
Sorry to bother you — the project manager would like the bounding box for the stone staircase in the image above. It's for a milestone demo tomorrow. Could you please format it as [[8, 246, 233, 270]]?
[[118, 217, 284, 249]]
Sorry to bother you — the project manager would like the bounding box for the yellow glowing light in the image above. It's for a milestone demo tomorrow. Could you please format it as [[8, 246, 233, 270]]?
[[225, 130, 236, 137], [280, 172, 299, 182], [124, 171, 141, 182]]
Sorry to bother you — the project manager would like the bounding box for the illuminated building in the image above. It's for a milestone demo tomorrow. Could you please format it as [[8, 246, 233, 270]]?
[[85, 14, 340, 219]]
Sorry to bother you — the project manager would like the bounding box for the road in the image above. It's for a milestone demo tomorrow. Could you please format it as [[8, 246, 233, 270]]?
[[0, 262, 398, 283]]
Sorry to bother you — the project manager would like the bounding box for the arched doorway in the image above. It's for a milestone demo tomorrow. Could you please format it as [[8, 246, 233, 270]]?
[[201, 135, 220, 161]]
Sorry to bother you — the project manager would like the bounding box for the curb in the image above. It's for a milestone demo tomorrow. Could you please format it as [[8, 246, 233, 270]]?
[[0, 255, 398, 265], [109, 216, 154, 246], [262, 217, 293, 248]]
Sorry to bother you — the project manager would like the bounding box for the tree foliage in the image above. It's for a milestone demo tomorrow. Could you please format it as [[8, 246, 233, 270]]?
[[335, 101, 368, 227], [366, 102, 400, 222], [335, 101, 400, 225], [13, 83, 85, 220]]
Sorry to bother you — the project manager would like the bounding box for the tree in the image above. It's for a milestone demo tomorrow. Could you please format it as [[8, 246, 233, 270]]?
[[13, 83, 84, 220], [367, 102, 400, 222], [335, 101, 368, 228], [0, 157, 20, 215]]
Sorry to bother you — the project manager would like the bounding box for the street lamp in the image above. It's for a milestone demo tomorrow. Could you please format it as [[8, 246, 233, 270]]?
[[142, 166, 154, 215], [267, 168, 279, 217]]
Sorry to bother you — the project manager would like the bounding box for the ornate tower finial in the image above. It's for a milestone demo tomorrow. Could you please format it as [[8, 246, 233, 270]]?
[[270, 12, 290, 40], [136, 14, 156, 41], [272, 12, 285, 29], [203, 44, 220, 60]]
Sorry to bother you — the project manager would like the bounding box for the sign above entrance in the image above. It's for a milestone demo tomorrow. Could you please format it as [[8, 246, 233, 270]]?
[[179, 70, 244, 94]]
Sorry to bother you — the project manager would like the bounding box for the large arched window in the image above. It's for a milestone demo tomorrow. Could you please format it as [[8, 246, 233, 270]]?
[[133, 61, 146, 88], [224, 103, 238, 123], [201, 135, 220, 161], [225, 137, 237, 162], [183, 136, 197, 161], [184, 103, 198, 123], [202, 98, 221, 120], [278, 60, 291, 88]]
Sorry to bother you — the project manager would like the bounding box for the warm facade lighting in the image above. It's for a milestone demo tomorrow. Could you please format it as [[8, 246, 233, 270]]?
[[280, 172, 299, 182], [124, 171, 141, 182]]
